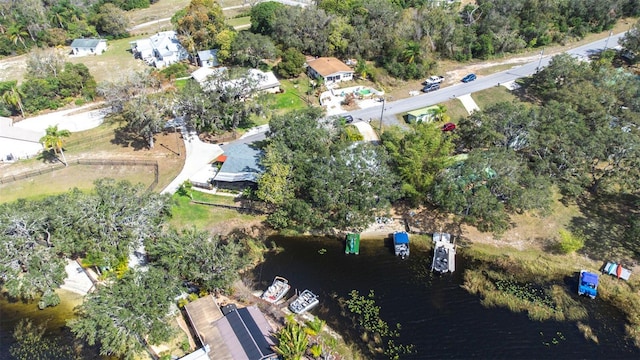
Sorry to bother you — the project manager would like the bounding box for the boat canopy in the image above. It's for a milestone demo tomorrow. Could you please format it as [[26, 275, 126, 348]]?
[[394, 232, 409, 244], [582, 271, 599, 285]]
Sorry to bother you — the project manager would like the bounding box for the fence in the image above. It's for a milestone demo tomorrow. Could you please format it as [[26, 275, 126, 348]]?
[[190, 199, 270, 214], [0, 158, 159, 192]]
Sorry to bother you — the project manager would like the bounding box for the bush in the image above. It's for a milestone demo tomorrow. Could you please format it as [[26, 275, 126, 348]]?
[[557, 229, 584, 254]]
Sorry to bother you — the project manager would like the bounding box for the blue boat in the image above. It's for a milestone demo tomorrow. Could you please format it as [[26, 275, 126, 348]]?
[[578, 270, 599, 299], [393, 231, 410, 259]]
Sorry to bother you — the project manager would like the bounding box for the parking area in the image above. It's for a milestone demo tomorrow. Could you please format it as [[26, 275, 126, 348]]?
[[320, 85, 384, 116]]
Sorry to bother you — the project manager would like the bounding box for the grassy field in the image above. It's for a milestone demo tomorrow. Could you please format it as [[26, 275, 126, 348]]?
[[169, 193, 263, 230], [268, 79, 312, 113], [471, 85, 518, 109], [127, 0, 191, 25], [1, 122, 185, 201], [227, 16, 251, 28]]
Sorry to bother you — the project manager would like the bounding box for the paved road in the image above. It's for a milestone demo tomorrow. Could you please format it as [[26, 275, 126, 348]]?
[[346, 32, 627, 128]]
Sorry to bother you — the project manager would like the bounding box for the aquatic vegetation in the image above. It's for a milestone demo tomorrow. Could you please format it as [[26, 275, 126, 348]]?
[[342, 290, 415, 359]]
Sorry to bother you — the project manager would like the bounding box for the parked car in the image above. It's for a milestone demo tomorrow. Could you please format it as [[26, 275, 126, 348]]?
[[461, 73, 476, 83], [422, 83, 440, 93], [343, 115, 354, 123], [442, 122, 456, 132], [423, 75, 445, 85]]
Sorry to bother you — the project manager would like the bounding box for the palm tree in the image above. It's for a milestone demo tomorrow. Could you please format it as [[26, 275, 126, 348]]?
[[402, 41, 421, 64], [2, 86, 25, 117], [433, 104, 449, 122], [273, 315, 308, 360], [40, 125, 71, 166], [7, 24, 28, 50]]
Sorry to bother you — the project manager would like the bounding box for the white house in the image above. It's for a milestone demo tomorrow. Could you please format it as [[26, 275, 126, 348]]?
[[307, 57, 354, 84], [196, 49, 219, 67], [191, 67, 280, 94], [130, 31, 189, 68], [248, 69, 281, 93], [0, 117, 44, 162], [70, 39, 107, 56]]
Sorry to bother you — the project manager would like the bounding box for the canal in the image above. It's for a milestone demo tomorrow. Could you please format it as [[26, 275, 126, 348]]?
[[249, 235, 640, 359]]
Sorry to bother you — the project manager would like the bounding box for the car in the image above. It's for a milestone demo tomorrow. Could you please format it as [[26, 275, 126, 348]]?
[[343, 115, 354, 123], [461, 73, 476, 83], [442, 122, 456, 132], [421, 83, 440, 93]]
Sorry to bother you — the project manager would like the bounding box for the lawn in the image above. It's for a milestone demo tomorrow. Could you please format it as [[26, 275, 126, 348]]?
[[68, 36, 149, 83], [471, 85, 518, 109], [268, 79, 311, 113], [227, 16, 251, 28], [1, 122, 185, 201], [0, 163, 157, 203], [127, 0, 191, 26], [169, 193, 262, 230]]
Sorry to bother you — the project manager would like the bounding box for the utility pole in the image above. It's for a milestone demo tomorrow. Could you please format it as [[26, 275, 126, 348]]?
[[604, 30, 614, 50], [379, 97, 385, 133], [536, 48, 544, 73]]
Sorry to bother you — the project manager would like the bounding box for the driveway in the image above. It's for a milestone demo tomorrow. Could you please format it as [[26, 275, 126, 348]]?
[[352, 121, 380, 142], [13, 103, 107, 133], [161, 132, 223, 194]]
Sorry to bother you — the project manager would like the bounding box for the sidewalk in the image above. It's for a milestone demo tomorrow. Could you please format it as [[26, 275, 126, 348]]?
[[457, 94, 480, 115]]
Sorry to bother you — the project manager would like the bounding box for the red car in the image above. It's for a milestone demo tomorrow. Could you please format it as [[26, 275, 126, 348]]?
[[442, 122, 456, 132]]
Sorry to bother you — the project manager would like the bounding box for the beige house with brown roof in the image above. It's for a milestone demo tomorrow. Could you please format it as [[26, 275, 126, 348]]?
[[307, 57, 354, 84]]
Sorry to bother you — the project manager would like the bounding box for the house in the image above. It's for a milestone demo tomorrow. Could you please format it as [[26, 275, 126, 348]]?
[[70, 38, 107, 56], [191, 67, 280, 94], [183, 295, 277, 360], [130, 31, 189, 68], [0, 117, 44, 162], [406, 105, 440, 123], [307, 57, 354, 84], [247, 69, 281, 93], [197, 49, 219, 67], [213, 143, 263, 190]]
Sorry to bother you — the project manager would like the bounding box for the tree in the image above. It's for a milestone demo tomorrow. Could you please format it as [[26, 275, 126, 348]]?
[[40, 125, 71, 166], [146, 228, 249, 293], [382, 123, 455, 205], [230, 31, 277, 68], [2, 85, 25, 117], [92, 3, 130, 38], [276, 48, 305, 78], [619, 20, 640, 62], [250, 1, 285, 35], [273, 315, 308, 360], [26, 48, 65, 79], [173, 0, 226, 51], [68, 267, 179, 359], [121, 92, 169, 148]]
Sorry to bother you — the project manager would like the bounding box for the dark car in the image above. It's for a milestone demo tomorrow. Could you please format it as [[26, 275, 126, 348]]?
[[421, 83, 440, 93], [442, 122, 456, 132], [461, 73, 477, 83], [343, 115, 354, 123]]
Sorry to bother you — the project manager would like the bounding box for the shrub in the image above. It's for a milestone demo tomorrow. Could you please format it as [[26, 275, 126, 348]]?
[[557, 229, 584, 254]]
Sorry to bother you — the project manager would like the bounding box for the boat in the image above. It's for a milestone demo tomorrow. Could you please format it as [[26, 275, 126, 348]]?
[[578, 270, 599, 299], [288, 289, 319, 314], [603, 262, 632, 281], [431, 232, 456, 274], [393, 231, 410, 259], [261, 276, 291, 304], [345, 233, 360, 255]]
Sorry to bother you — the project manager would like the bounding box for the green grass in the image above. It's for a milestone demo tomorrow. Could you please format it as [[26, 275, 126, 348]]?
[[227, 16, 251, 28], [191, 190, 239, 205], [68, 36, 149, 83], [169, 194, 261, 230], [0, 164, 156, 203], [174, 78, 189, 90], [471, 86, 518, 109], [267, 79, 309, 112]]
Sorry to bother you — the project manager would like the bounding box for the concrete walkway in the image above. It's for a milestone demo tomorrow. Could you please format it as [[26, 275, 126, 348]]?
[[161, 133, 223, 195], [353, 121, 380, 142], [457, 94, 480, 115], [60, 259, 95, 295]]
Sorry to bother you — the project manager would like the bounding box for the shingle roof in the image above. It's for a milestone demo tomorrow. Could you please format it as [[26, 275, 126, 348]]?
[[307, 57, 353, 77], [214, 143, 263, 183], [198, 49, 220, 65], [70, 38, 104, 49]]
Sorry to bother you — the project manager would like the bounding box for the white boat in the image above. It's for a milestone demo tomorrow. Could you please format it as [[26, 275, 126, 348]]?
[[261, 276, 291, 303], [288, 289, 319, 314], [393, 231, 410, 259], [431, 232, 456, 274]]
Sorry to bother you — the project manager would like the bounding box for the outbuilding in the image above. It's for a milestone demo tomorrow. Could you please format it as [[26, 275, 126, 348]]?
[[70, 38, 107, 56]]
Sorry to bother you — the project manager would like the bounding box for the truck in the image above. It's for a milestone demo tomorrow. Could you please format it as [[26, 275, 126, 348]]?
[[578, 270, 599, 299], [423, 75, 444, 85]]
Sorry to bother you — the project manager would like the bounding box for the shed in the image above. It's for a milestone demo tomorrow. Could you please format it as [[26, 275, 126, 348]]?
[[197, 49, 220, 67], [70, 38, 107, 56], [406, 105, 440, 123], [307, 57, 354, 84]]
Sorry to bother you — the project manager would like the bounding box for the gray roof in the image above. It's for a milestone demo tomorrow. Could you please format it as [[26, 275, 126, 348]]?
[[197, 49, 219, 65], [70, 38, 104, 49], [214, 143, 263, 183]]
